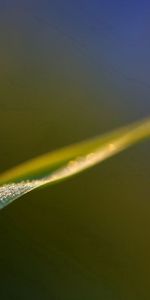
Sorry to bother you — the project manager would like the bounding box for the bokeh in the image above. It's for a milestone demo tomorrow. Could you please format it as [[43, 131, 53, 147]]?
[[1, 1, 150, 299]]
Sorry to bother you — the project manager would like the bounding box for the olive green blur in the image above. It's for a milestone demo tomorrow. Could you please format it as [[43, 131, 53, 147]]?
[[1, 8, 150, 300]]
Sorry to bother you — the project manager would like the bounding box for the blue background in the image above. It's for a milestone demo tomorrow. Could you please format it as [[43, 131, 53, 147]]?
[[0, 1, 150, 299]]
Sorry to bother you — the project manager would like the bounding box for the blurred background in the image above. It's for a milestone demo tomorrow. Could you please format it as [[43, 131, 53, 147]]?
[[0, 1, 150, 299]]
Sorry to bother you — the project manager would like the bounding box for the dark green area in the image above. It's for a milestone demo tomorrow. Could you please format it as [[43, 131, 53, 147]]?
[[1, 6, 150, 300]]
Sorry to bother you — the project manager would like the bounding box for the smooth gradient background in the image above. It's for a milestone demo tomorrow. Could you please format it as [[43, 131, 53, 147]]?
[[0, 1, 150, 299]]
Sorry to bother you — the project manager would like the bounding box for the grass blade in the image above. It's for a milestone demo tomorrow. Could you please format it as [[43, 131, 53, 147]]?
[[0, 117, 150, 209]]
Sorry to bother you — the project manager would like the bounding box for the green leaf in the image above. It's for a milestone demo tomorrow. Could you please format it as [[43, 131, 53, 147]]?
[[0, 117, 150, 209]]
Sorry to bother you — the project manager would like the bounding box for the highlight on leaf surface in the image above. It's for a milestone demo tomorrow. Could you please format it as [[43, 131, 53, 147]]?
[[0, 117, 150, 209]]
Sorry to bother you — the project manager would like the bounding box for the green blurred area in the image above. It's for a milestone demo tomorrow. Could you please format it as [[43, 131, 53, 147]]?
[[1, 8, 150, 300]]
